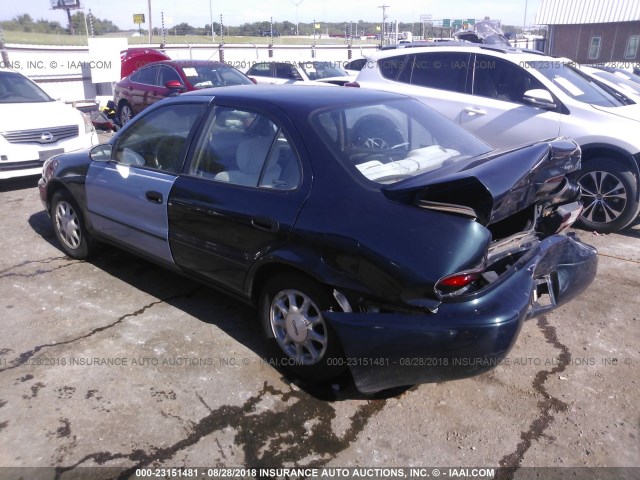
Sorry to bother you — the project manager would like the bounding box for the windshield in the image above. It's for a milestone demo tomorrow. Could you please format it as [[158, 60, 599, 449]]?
[[0, 71, 53, 103], [529, 61, 623, 107], [299, 61, 349, 80], [182, 65, 252, 89], [312, 99, 491, 185]]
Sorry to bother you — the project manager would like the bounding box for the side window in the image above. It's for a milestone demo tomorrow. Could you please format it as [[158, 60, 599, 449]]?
[[625, 35, 639, 59], [130, 65, 158, 85], [275, 63, 302, 80], [114, 104, 203, 173], [473, 56, 545, 104], [588, 37, 602, 60], [190, 107, 301, 190], [409, 53, 470, 93], [157, 65, 182, 86], [378, 55, 410, 81], [247, 63, 271, 76]]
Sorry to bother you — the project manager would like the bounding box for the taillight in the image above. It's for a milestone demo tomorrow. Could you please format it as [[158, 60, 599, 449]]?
[[436, 270, 483, 296], [344, 81, 360, 88], [249, 77, 257, 84]]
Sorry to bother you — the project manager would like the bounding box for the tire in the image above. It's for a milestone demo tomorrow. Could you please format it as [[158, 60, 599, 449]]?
[[118, 101, 133, 127], [51, 190, 96, 259], [260, 273, 346, 382], [576, 157, 640, 233]]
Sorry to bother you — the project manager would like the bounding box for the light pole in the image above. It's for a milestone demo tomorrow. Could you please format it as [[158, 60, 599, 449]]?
[[291, 0, 304, 36], [147, 0, 152, 44], [523, 0, 528, 30], [378, 4, 389, 47]]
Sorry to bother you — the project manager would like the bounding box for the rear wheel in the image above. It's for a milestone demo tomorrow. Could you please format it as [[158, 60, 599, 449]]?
[[576, 157, 639, 233], [260, 273, 345, 382], [51, 190, 96, 259]]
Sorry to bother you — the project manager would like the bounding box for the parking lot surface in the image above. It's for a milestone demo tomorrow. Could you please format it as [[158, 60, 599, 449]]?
[[0, 175, 639, 478]]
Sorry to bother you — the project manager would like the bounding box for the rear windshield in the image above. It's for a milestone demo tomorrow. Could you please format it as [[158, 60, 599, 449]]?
[[0, 71, 53, 103], [312, 98, 491, 184]]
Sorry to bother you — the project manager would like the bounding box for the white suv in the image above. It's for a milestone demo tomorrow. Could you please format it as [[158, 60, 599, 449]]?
[[0, 69, 97, 180], [350, 45, 640, 232]]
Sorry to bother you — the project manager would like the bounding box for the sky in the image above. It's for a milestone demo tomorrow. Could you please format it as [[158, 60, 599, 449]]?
[[1, 0, 543, 29]]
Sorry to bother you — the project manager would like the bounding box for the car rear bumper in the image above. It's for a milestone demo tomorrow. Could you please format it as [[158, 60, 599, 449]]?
[[324, 234, 598, 393]]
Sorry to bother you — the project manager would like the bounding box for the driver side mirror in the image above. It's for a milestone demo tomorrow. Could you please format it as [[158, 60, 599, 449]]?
[[89, 144, 112, 162], [523, 89, 557, 110], [165, 80, 185, 91]]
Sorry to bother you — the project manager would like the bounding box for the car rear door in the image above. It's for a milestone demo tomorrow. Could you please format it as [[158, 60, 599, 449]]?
[[459, 54, 561, 149], [168, 104, 308, 295], [127, 65, 160, 115], [370, 52, 470, 123], [85, 102, 205, 266]]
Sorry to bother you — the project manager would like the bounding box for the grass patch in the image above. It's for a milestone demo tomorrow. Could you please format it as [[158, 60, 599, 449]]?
[[4, 30, 378, 47]]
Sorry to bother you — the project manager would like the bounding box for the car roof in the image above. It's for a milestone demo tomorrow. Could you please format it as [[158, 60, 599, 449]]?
[[180, 84, 409, 110], [154, 59, 229, 67], [370, 43, 550, 61]]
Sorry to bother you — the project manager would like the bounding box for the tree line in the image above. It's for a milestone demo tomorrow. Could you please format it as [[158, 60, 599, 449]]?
[[1, 13, 532, 38], [1, 13, 119, 35]]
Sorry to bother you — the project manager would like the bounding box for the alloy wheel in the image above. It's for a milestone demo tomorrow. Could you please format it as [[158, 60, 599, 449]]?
[[269, 289, 329, 365], [55, 200, 81, 250]]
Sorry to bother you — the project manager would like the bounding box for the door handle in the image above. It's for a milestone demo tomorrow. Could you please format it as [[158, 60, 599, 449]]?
[[145, 191, 163, 204], [463, 106, 487, 116], [251, 216, 279, 233]]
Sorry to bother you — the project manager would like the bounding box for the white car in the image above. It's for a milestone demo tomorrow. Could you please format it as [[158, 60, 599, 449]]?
[[350, 45, 640, 232], [246, 60, 356, 86], [0, 69, 97, 179], [580, 65, 640, 103]]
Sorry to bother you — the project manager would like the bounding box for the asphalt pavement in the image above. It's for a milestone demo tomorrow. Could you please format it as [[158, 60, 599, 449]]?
[[0, 173, 638, 479]]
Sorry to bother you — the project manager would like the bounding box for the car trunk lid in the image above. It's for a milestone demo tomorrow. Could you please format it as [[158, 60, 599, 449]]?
[[382, 138, 581, 230]]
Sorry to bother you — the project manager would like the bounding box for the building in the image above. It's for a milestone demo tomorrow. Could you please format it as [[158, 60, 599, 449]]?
[[535, 0, 640, 64]]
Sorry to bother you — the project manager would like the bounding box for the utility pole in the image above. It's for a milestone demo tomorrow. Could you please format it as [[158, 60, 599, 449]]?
[[378, 4, 389, 47]]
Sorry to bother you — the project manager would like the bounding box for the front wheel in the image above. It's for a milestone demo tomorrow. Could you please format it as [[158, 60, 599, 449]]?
[[51, 190, 96, 259], [260, 273, 345, 382], [118, 101, 133, 127], [576, 157, 639, 233]]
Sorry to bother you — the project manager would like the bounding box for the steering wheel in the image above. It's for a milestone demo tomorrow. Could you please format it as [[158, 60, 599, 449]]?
[[351, 115, 406, 151]]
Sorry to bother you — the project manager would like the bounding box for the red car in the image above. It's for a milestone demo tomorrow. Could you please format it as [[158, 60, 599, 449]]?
[[113, 59, 254, 126]]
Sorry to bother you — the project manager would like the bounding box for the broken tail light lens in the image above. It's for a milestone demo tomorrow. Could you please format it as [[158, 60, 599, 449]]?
[[436, 270, 483, 296]]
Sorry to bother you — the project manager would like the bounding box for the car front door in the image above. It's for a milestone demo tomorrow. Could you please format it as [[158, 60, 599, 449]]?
[[85, 102, 205, 266], [168, 105, 308, 294], [459, 54, 561, 149]]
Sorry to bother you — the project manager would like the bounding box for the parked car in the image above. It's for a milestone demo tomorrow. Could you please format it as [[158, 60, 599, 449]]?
[[114, 59, 254, 126], [38, 86, 597, 393], [0, 68, 97, 180], [580, 65, 640, 102], [349, 45, 640, 233], [246, 60, 356, 86]]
